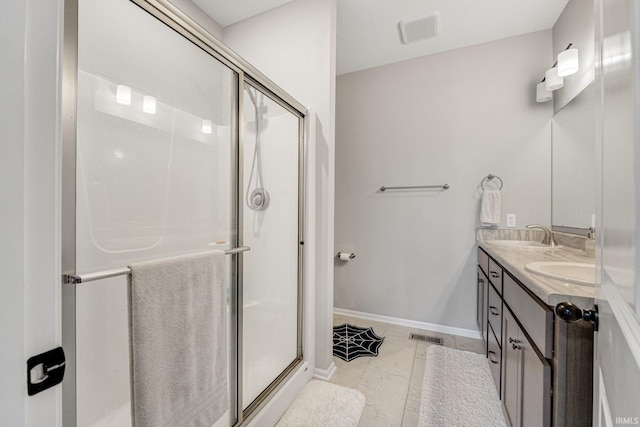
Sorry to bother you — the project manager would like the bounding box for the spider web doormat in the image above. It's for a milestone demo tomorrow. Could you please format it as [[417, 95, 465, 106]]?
[[333, 324, 385, 362]]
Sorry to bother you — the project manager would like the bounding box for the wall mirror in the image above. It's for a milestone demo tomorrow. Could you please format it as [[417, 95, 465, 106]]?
[[551, 82, 596, 235]]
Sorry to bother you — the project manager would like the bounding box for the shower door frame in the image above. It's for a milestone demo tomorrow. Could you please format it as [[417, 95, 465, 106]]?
[[60, 0, 307, 425]]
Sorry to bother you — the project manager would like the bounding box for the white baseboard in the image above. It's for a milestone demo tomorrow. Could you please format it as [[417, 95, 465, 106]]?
[[313, 361, 336, 381], [333, 307, 481, 340]]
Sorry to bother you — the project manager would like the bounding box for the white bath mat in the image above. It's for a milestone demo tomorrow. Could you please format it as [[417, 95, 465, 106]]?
[[419, 346, 506, 427], [276, 380, 366, 427]]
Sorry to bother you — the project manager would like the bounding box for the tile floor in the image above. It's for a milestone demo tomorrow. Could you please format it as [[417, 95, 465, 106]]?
[[329, 314, 485, 427]]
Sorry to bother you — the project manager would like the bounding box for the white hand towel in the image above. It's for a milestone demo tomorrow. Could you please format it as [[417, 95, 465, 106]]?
[[128, 250, 228, 427], [480, 189, 501, 226]]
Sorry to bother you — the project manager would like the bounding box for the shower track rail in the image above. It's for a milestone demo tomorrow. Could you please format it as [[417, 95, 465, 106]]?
[[64, 246, 250, 284]]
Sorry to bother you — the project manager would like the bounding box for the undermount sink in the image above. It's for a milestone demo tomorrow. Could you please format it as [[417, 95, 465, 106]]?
[[525, 262, 596, 286], [485, 240, 562, 249]]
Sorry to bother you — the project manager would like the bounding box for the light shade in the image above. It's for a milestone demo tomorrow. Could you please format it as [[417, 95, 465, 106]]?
[[116, 85, 131, 105], [545, 67, 564, 91], [536, 82, 552, 102], [202, 119, 212, 134], [557, 48, 579, 77], [143, 95, 156, 114]]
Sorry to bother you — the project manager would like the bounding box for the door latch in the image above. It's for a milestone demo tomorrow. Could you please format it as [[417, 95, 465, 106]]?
[[27, 347, 66, 396]]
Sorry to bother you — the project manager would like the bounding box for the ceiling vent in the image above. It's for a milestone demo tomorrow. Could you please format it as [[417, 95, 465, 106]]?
[[399, 13, 439, 44]]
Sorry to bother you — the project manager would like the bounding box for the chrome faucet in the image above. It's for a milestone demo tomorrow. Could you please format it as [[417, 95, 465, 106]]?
[[526, 224, 558, 247]]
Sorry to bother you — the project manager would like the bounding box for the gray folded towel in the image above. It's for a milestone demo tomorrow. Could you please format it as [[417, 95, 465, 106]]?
[[128, 251, 228, 427]]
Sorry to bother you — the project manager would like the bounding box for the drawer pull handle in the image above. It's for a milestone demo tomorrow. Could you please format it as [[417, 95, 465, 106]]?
[[512, 343, 522, 350], [490, 271, 500, 278], [508, 337, 520, 344], [488, 351, 499, 364], [489, 306, 500, 316], [478, 278, 485, 284]]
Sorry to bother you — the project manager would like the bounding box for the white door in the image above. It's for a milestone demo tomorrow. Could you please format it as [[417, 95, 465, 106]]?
[[595, 0, 640, 425]]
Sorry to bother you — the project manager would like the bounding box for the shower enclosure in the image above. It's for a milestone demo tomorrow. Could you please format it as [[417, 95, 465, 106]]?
[[61, 0, 306, 425]]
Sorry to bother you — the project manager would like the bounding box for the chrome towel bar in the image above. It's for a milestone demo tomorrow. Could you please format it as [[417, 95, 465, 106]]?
[[64, 246, 251, 284], [379, 184, 450, 192]]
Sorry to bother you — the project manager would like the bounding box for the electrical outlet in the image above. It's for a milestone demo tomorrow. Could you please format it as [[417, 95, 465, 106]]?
[[507, 214, 516, 228]]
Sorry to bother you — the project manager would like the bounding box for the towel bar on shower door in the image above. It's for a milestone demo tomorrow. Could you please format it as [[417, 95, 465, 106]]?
[[63, 246, 251, 284]]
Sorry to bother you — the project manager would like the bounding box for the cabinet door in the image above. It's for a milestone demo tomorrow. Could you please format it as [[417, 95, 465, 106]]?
[[477, 267, 488, 349], [503, 308, 522, 427], [521, 336, 551, 427], [502, 307, 552, 427]]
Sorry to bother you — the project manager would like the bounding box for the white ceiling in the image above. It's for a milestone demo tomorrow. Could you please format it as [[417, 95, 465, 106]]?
[[337, 0, 569, 75], [192, 0, 294, 28], [191, 0, 569, 76]]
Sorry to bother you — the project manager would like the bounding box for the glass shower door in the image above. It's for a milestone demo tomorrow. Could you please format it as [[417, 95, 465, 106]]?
[[66, 0, 307, 425], [241, 82, 303, 412], [73, 0, 237, 425]]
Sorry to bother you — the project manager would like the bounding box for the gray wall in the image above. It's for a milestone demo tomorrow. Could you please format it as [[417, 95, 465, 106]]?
[[334, 30, 553, 331]]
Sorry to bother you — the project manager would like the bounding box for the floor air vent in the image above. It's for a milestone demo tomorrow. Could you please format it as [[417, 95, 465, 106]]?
[[409, 333, 443, 345]]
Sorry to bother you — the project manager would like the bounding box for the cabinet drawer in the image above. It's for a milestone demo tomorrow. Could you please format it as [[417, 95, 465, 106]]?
[[503, 272, 553, 359], [488, 284, 503, 339], [488, 258, 503, 293], [487, 324, 502, 398], [477, 267, 488, 349], [478, 247, 489, 276]]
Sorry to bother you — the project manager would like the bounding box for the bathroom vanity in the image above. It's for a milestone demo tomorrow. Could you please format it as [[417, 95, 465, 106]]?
[[477, 238, 595, 427]]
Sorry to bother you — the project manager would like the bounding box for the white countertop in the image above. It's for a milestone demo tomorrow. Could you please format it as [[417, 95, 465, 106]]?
[[478, 240, 595, 307]]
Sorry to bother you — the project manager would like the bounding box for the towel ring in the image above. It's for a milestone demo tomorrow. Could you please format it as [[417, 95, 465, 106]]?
[[481, 174, 503, 191]]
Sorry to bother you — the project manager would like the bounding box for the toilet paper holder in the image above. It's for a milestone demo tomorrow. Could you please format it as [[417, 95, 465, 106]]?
[[336, 252, 356, 260]]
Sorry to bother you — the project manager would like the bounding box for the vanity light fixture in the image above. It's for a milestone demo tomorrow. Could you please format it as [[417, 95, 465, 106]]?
[[536, 43, 578, 101], [143, 95, 156, 114], [545, 67, 564, 91], [536, 79, 552, 103], [557, 43, 579, 77], [202, 119, 212, 134]]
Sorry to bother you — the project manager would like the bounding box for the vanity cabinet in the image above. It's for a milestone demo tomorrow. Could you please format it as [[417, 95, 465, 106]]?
[[476, 246, 592, 427]]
